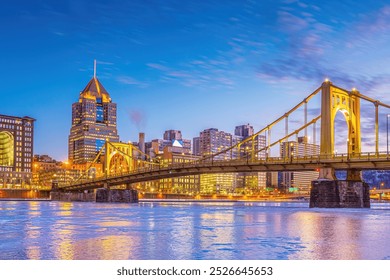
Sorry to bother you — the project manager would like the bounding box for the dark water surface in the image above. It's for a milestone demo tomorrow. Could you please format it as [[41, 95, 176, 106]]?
[[1, 201, 389, 260]]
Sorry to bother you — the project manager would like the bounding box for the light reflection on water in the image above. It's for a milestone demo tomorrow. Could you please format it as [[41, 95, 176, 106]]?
[[0, 201, 389, 260]]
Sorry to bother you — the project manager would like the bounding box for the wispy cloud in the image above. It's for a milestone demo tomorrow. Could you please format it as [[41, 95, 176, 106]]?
[[278, 10, 309, 32], [146, 63, 170, 71], [117, 75, 148, 88], [146, 60, 236, 90], [51, 30, 65, 36], [354, 6, 390, 37], [256, 2, 390, 101]]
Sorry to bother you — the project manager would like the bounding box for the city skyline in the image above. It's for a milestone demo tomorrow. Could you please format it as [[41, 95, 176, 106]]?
[[2, 0, 390, 161]]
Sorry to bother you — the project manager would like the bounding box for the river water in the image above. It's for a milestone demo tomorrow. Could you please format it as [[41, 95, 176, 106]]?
[[0, 200, 389, 260]]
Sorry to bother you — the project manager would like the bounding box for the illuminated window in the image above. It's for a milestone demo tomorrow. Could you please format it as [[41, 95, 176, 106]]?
[[96, 139, 105, 152], [96, 105, 104, 123], [0, 131, 14, 166]]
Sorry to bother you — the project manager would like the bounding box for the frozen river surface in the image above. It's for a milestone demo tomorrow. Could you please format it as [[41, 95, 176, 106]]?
[[0, 200, 389, 260]]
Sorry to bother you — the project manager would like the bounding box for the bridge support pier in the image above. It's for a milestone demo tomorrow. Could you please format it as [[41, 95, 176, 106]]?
[[318, 167, 336, 180], [50, 187, 139, 203], [50, 189, 96, 202], [96, 188, 138, 203], [310, 179, 370, 208], [346, 169, 362, 181]]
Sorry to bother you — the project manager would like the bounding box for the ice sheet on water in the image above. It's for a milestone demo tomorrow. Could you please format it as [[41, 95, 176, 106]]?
[[1, 200, 390, 260]]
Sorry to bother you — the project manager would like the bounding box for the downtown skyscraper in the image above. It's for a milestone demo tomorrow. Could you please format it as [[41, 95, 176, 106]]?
[[68, 71, 119, 164]]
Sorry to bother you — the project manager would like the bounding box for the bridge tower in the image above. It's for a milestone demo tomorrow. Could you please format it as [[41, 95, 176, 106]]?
[[319, 81, 361, 180], [311, 81, 369, 208], [104, 141, 135, 176]]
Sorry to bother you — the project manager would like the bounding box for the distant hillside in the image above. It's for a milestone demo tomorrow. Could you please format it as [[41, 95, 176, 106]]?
[[335, 170, 390, 189]]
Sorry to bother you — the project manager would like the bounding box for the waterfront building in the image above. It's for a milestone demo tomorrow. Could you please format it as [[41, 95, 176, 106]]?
[[234, 124, 268, 193], [0, 114, 35, 188], [68, 71, 119, 164], [198, 128, 238, 194], [33, 160, 77, 189], [158, 145, 200, 194], [32, 154, 102, 189], [138, 130, 196, 194], [267, 171, 279, 189], [200, 173, 237, 194], [32, 154, 62, 188], [33, 154, 58, 171], [280, 136, 319, 194]]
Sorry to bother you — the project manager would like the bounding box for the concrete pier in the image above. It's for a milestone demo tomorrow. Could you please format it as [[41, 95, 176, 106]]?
[[95, 188, 139, 203], [310, 180, 370, 208], [50, 190, 96, 202], [50, 188, 139, 203]]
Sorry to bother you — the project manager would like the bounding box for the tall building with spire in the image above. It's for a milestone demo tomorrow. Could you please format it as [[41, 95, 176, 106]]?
[[68, 62, 119, 164]]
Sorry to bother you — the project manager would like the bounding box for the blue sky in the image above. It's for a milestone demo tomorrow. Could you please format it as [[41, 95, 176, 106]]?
[[1, 0, 390, 160]]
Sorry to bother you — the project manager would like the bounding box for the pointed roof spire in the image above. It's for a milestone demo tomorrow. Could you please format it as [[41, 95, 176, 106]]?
[[93, 59, 97, 78], [79, 60, 111, 103]]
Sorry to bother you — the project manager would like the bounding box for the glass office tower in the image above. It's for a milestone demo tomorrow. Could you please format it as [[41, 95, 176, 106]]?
[[68, 76, 119, 164]]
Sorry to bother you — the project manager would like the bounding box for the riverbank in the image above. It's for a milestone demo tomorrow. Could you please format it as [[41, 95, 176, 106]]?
[[0, 189, 387, 203], [0, 198, 51, 201], [0, 189, 50, 200]]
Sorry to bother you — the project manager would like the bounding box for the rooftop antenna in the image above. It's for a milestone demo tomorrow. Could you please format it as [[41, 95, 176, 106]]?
[[93, 59, 97, 78]]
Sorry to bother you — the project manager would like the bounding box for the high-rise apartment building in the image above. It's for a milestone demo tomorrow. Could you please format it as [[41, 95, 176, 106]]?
[[0, 114, 35, 187], [234, 124, 254, 138], [198, 128, 239, 194], [192, 137, 200, 156], [280, 136, 319, 193], [234, 124, 266, 158], [234, 124, 268, 192], [199, 128, 238, 159], [68, 74, 119, 164], [163, 130, 182, 141]]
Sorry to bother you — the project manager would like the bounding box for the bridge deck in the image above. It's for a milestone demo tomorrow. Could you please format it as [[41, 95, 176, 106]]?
[[60, 153, 390, 191]]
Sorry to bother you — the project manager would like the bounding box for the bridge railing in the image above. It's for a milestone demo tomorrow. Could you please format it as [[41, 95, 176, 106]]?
[[60, 151, 390, 188]]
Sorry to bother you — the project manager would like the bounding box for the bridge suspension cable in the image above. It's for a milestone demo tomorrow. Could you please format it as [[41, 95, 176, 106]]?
[[59, 81, 390, 193], [345, 86, 390, 155], [251, 115, 321, 158], [106, 141, 159, 164], [197, 86, 321, 162], [64, 140, 160, 186], [70, 145, 106, 185]]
